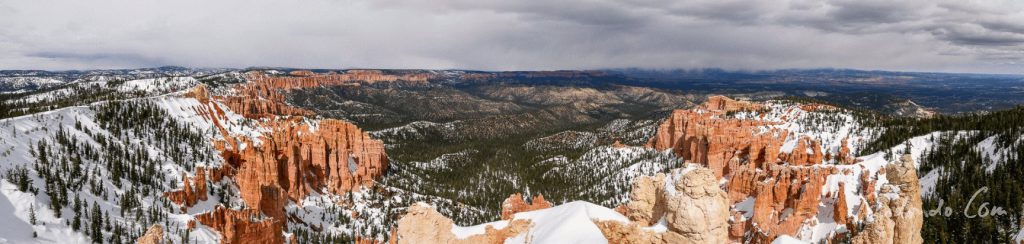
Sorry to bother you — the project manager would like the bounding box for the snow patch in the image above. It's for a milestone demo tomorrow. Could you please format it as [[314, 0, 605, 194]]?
[[505, 201, 629, 244]]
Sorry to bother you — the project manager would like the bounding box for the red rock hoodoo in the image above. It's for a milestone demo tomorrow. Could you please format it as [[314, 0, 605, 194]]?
[[169, 70, 395, 243], [164, 167, 210, 208], [644, 95, 895, 242], [500, 193, 553, 220], [221, 118, 389, 212]]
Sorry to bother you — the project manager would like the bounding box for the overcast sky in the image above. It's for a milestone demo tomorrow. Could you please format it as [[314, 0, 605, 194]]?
[[1, 0, 1023, 73]]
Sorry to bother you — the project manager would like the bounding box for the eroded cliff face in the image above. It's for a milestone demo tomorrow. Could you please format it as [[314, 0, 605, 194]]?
[[500, 193, 553, 220], [221, 118, 388, 218], [164, 167, 210, 208], [646, 96, 806, 178], [194, 206, 285, 244], [393, 203, 532, 244], [644, 95, 923, 243], [596, 167, 730, 244], [163, 71, 392, 243], [221, 70, 432, 118]]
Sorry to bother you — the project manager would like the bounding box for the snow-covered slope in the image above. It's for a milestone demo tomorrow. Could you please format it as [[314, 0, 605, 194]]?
[[446, 201, 629, 244], [0, 77, 65, 94], [0, 93, 248, 243]]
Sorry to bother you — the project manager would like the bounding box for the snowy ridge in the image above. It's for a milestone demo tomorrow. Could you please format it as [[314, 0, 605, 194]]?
[[115, 77, 197, 93], [0, 77, 65, 94], [443, 201, 630, 244]]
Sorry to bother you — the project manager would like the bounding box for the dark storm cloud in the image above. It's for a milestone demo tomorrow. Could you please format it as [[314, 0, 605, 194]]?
[[0, 0, 1021, 73], [26, 52, 168, 67]]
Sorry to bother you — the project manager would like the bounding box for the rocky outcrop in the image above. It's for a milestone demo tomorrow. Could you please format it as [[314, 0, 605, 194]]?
[[171, 70, 393, 243], [851, 155, 923, 244], [644, 96, 917, 242], [393, 203, 531, 244], [597, 168, 730, 244], [501, 193, 552, 220], [726, 165, 834, 242], [194, 206, 284, 244], [646, 107, 790, 178], [217, 118, 387, 223], [834, 182, 850, 227], [186, 84, 211, 104], [779, 137, 825, 166], [701, 95, 761, 112], [647, 96, 834, 177], [136, 224, 166, 244], [624, 174, 667, 225], [644, 96, 839, 179], [164, 167, 210, 208]]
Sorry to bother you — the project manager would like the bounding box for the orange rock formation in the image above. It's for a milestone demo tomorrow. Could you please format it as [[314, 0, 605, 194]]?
[[645, 95, 893, 242], [500, 193, 553, 220], [220, 118, 388, 216], [646, 95, 829, 178], [194, 206, 285, 244], [170, 71, 393, 243], [164, 167, 210, 208]]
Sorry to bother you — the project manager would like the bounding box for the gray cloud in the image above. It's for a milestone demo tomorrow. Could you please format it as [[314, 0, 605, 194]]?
[[0, 0, 1021, 73]]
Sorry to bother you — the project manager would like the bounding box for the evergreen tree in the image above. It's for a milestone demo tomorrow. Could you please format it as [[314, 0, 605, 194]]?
[[90, 203, 102, 243], [72, 195, 82, 231], [29, 204, 37, 225]]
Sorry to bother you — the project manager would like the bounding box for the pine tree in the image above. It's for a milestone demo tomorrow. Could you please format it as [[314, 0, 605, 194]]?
[[29, 204, 37, 225], [72, 195, 82, 231], [91, 203, 102, 243]]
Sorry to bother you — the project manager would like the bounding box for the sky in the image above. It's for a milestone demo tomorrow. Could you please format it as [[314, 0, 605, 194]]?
[[1, 0, 1023, 74]]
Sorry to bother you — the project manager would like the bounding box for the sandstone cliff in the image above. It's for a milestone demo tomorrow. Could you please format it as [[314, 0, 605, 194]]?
[[393, 203, 531, 244]]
